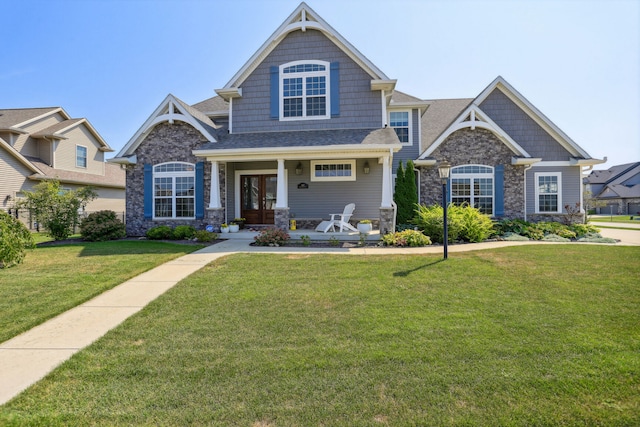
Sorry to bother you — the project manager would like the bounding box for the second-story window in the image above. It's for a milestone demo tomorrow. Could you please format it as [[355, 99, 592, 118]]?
[[280, 61, 330, 120], [76, 145, 87, 168], [389, 111, 411, 144]]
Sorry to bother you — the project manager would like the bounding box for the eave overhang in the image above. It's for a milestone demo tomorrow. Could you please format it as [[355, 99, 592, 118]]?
[[193, 143, 402, 162], [108, 155, 137, 166]]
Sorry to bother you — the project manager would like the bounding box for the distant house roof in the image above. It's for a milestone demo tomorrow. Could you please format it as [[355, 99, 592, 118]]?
[[27, 157, 125, 188], [584, 162, 640, 199]]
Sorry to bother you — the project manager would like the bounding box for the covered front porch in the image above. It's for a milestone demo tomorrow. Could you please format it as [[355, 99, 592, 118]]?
[[219, 227, 382, 242], [193, 129, 402, 234]]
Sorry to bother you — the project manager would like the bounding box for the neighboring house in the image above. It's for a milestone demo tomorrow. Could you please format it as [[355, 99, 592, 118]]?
[[583, 162, 640, 215], [109, 2, 603, 236], [0, 107, 125, 226]]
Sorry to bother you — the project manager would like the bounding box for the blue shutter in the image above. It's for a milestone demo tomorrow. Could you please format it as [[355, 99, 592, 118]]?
[[330, 62, 340, 117], [494, 165, 504, 217], [195, 162, 204, 219], [144, 164, 153, 219], [270, 66, 279, 119]]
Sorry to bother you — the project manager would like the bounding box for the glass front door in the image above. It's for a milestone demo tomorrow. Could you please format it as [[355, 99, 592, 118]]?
[[240, 174, 277, 224]]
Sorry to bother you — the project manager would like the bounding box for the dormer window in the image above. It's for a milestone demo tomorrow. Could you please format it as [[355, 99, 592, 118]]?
[[279, 60, 330, 120]]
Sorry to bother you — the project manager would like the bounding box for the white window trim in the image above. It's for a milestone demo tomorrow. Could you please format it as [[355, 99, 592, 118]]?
[[76, 145, 87, 168], [450, 165, 494, 216], [310, 160, 356, 182], [534, 172, 562, 213], [388, 109, 412, 146], [153, 162, 196, 220], [279, 60, 331, 121]]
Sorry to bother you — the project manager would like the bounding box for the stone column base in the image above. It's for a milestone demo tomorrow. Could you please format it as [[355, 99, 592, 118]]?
[[274, 207, 290, 231], [206, 208, 226, 232], [379, 207, 395, 235]]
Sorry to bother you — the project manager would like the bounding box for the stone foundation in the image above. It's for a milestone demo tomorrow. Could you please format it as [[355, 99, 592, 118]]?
[[274, 207, 290, 230], [379, 207, 395, 234]]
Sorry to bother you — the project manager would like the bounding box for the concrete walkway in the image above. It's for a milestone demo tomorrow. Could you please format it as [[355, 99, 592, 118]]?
[[1, 230, 638, 405]]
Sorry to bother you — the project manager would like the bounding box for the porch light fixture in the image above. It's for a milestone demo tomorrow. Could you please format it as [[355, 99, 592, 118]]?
[[363, 161, 370, 174], [295, 162, 303, 175], [438, 160, 451, 260]]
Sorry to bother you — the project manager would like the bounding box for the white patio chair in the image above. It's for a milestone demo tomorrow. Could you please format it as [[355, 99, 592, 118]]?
[[315, 203, 358, 232]]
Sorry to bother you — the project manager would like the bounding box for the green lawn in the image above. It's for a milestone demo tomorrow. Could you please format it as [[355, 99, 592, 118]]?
[[1, 246, 639, 426], [590, 215, 640, 224], [0, 241, 203, 343]]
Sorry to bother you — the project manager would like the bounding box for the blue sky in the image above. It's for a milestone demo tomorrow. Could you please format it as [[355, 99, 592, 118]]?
[[2, 0, 638, 168]]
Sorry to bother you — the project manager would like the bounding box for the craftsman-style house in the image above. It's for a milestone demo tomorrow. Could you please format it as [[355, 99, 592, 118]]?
[[110, 2, 602, 236]]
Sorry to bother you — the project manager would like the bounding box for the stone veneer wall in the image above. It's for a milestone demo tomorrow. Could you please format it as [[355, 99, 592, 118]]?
[[419, 128, 525, 219], [125, 122, 224, 236]]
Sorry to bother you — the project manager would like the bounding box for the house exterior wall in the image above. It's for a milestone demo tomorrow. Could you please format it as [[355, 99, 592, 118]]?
[[125, 122, 212, 236], [479, 89, 573, 161], [418, 128, 525, 219], [0, 149, 33, 212], [392, 108, 420, 173], [232, 29, 382, 133], [55, 126, 105, 175], [526, 165, 582, 222]]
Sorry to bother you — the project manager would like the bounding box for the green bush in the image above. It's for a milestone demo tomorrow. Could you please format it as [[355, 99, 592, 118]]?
[[194, 230, 217, 242], [146, 225, 174, 240], [571, 223, 600, 237], [382, 229, 431, 247], [253, 228, 290, 246], [413, 203, 493, 243], [542, 233, 571, 242], [173, 225, 196, 240], [500, 232, 530, 241], [80, 210, 126, 242], [0, 211, 35, 268]]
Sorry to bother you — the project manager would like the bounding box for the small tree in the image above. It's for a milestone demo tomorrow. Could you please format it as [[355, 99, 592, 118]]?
[[18, 180, 97, 240], [583, 190, 607, 222], [0, 210, 35, 268], [394, 160, 419, 225]]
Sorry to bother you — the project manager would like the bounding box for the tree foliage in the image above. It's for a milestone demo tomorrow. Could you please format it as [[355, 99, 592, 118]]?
[[0, 211, 35, 268], [394, 160, 419, 226], [18, 180, 97, 241]]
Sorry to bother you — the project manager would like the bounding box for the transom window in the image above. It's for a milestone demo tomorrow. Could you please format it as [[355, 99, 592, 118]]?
[[450, 165, 494, 215], [310, 160, 356, 182], [280, 60, 330, 120], [76, 145, 87, 168], [153, 162, 195, 219], [389, 111, 411, 144], [535, 172, 562, 213]]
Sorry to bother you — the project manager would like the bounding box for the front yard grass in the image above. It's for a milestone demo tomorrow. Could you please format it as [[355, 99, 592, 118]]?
[[0, 241, 203, 343], [1, 245, 639, 425], [590, 215, 640, 224]]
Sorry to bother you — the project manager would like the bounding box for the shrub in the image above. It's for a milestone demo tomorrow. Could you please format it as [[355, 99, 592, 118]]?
[[382, 229, 431, 247], [328, 236, 340, 247], [146, 225, 174, 240], [173, 225, 196, 240], [253, 228, 290, 246], [577, 233, 617, 244], [500, 232, 530, 241], [542, 233, 570, 242], [80, 210, 126, 241], [571, 223, 600, 237], [413, 203, 493, 243], [0, 211, 35, 268], [194, 230, 217, 242]]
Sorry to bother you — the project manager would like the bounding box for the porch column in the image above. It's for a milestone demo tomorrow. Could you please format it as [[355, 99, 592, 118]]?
[[208, 161, 221, 208], [275, 158, 287, 208], [381, 155, 393, 207]]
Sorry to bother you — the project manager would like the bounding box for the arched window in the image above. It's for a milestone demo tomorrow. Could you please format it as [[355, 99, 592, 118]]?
[[279, 60, 330, 120], [450, 165, 494, 215], [153, 162, 195, 219]]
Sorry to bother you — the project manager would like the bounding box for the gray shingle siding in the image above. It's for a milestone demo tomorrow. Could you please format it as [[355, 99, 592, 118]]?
[[392, 108, 420, 172], [526, 165, 582, 218], [480, 89, 572, 161], [232, 29, 382, 133]]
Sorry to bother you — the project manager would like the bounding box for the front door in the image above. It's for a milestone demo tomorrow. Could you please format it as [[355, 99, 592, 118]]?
[[240, 174, 277, 225]]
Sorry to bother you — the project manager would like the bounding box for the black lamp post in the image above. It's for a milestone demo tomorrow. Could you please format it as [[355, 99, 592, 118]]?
[[438, 160, 451, 259]]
